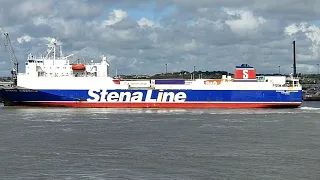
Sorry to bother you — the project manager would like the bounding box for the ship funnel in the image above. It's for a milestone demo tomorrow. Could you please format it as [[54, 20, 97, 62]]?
[[234, 64, 257, 82]]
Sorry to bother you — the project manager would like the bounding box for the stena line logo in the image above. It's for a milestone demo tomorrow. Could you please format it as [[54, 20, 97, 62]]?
[[87, 89, 187, 102]]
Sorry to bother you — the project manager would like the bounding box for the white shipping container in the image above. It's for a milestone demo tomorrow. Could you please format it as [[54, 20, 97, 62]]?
[[264, 76, 286, 85], [154, 85, 191, 89], [184, 81, 193, 85], [120, 81, 129, 85], [120, 80, 150, 87]]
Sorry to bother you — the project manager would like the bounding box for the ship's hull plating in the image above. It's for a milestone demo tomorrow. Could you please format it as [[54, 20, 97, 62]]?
[[0, 88, 302, 108]]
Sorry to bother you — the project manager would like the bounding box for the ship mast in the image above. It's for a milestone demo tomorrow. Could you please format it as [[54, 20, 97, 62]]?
[[293, 41, 297, 77], [53, 41, 56, 65], [44, 38, 59, 66]]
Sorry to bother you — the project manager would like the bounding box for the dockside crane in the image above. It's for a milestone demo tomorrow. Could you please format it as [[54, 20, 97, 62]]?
[[3, 32, 19, 86]]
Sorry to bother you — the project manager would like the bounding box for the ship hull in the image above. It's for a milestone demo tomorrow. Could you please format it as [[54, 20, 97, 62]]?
[[0, 88, 302, 109], [2, 101, 301, 108]]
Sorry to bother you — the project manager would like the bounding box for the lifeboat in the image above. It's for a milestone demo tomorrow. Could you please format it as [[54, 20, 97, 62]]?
[[204, 79, 221, 85], [72, 64, 86, 71], [113, 79, 120, 84]]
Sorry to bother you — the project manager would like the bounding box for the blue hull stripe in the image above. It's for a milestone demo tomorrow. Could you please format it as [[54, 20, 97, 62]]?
[[1, 89, 302, 103]]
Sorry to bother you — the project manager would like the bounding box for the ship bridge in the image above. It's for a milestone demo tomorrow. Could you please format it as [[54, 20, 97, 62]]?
[[20, 38, 110, 78], [256, 74, 300, 87]]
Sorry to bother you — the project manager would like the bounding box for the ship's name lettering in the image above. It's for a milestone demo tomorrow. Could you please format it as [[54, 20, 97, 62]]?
[[87, 89, 187, 102]]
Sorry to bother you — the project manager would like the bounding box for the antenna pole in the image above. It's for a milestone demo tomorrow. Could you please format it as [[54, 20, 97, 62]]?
[[60, 45, 63, 57], [293, 41, 297, 76], [53, 41, 56, 65]]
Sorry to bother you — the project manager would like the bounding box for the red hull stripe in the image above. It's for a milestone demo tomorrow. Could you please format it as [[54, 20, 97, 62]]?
[[16, 102, 302, 108]]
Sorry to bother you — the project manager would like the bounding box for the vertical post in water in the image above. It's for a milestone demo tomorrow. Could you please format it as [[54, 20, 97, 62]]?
[[293, 41, 297, 77]]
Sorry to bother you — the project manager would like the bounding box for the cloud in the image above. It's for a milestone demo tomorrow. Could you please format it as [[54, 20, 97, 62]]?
[[137, 17, 160, 28], [224, 8, 267, 36], [17, 35, 33, 44], [101, 9, 128, 27], [284, 23, 320, 61], [0, 0, 320, 76]]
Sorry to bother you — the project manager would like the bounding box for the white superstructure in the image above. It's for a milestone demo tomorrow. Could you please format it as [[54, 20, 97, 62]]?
[[17, 38, 120, 89], [23, 39, 109, 78], [15, 38, 301, 92]]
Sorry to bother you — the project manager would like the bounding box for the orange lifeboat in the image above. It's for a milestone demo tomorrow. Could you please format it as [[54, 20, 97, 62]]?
[[204, 79, 221, 85], [72, 64, 86, 71]]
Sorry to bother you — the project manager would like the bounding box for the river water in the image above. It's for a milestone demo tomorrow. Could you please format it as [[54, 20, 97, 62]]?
[[0, 102, 320, 179]]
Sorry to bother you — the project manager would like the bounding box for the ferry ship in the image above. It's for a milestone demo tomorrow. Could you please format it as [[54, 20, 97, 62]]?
[[0, 38, 302, 108]]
